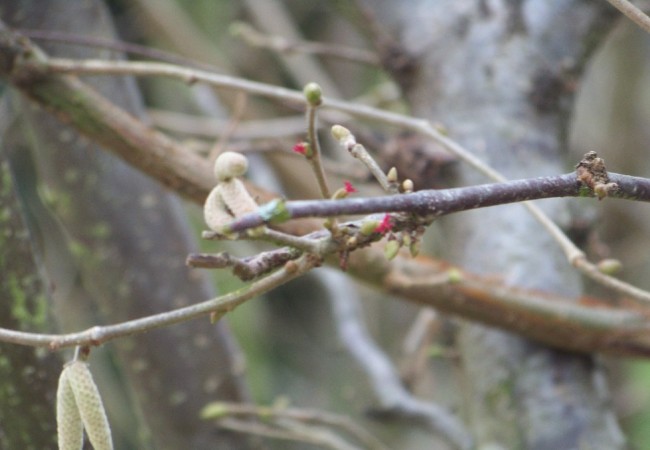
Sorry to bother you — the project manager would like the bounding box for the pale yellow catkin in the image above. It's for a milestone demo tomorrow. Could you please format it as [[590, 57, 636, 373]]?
[[57, 367, 83, 450], [66, 361, 113, 450]]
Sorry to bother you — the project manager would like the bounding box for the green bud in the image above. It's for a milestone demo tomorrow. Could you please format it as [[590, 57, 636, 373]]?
[[384, 240, 401, 260], [447, 268, 463, 284], [597, 258, 623, 275], [200, 402, 229, 420], [246, 226, 266, 238], [428, 344, 446, 358], [332, 187, 349, 200], [409, 241, 420, 257], [303, 82, 323, 106], [360, 219, 380, 236], [228, 21, 251, 38]]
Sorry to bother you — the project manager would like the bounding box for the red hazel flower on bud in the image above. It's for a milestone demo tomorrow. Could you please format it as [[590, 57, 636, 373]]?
[[293, 142, 307, 154], [374, 214, 393, 234], [292, 141, 312, 157], [343, 181, 357, 194]]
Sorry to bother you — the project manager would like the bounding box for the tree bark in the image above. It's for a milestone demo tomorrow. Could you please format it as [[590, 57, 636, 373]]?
[[363, 1, 626, 448], [1, 1, 252, 448], [0, 129, 63, 450]]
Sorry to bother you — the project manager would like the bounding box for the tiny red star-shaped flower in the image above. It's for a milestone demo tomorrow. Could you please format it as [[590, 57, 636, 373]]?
[[374, 214, 393, 234], [292, 142, 308, 155], [343, 181, 357, 193]]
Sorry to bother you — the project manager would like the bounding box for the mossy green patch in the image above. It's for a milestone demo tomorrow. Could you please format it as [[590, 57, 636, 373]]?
[[7, 273, 48, 330], [89, 222, 111, 240]]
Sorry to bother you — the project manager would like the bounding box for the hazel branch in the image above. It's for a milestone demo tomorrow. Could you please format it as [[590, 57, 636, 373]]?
[[186, 248, 302, 281], [331, 125, 395, 193], [201, 401, 389, 450], [230, 21, 380, 66], [226, 171, 650, 228], [605, 0, 650, 35], [302, 82, 332, 199], [225, 173, 573, 230], [323, 270, 473, 450], [0, 255, 319, 349]]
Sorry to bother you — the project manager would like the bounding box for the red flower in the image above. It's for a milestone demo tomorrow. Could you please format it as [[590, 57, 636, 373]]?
[[374, 214, 393, 234], [343, 181, 357, 194], [292, 142, 308, 155]]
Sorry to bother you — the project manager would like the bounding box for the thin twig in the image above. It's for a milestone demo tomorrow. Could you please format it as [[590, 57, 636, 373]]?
[[202, 229, 329, 255], [148, 109, 307, 139], [241, 0, 342, 96], [305, 100, 332, 199], [216, 417, 353, 449], [186, 249, 302, 281], [0, 255, 319, 349], [332, 126, 394, 192], [322, 270, 473, 450], [231, 21, 380, 65], [202, 401, 389, 450], [606, 0, 650, 34], [18, 29, 219, 71], [208, 92, 248, 164]]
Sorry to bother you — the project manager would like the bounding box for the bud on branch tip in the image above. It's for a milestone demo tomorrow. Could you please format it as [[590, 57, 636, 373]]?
[[303, 82, 322, 106]]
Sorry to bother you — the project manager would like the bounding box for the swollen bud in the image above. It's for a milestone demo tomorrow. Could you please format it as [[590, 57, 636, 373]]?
[[384, 240, 401, 260], [303, 82, 323, 106], [597, 258, 623, 275], [387, 167, 398, 183], [360, 219, 381, 236], [331, 124, 350, 141], [447, 268, 463, 284]]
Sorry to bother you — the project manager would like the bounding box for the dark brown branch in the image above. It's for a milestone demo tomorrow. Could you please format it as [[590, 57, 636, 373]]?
[[186, 249, 301, 281]]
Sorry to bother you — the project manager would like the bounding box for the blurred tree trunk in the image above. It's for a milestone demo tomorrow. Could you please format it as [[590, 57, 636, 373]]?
[[0, 133, 62, 449], [1, 1, 252, 449], [364, 1, 625, 448]]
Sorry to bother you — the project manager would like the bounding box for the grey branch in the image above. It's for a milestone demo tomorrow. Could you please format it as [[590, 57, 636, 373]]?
[[227, 172, 650, 232]]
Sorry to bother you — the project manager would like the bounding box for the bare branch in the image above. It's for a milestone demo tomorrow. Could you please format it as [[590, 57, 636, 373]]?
[[225, 172, 628, 231], [0, 255, 319, 349], [230, 21, 380, 66], [323, 270, 473, 450], [186, 249, 302, 281], [606, 0, 650, 34], [201, 400, 389, 450]]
